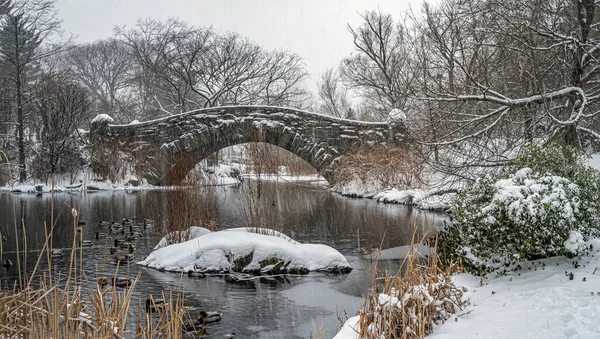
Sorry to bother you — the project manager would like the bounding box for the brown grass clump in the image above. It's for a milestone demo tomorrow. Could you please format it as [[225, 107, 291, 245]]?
[[333, 146, 424, 190], [358, 229, 467, 339]]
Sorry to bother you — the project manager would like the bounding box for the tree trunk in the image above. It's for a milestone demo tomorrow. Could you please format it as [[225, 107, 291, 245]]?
[[16, 61, 25, 182]]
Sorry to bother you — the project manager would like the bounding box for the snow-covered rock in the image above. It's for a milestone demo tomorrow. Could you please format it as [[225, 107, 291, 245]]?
[[90, 114, 115, 124], [140, 227, 352, 274]]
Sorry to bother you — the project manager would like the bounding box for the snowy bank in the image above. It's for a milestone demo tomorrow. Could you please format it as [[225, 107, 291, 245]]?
[[140, 227, 352, 274], [335, 238, 600, 339], [1, 164, 242, 193]]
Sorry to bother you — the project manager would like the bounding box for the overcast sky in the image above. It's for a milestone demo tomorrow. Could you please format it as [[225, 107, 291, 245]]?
[[54, 0, 427, 92]]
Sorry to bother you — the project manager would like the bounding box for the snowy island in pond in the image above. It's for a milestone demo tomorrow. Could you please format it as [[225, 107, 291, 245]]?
[[139, 227, 352, 275]]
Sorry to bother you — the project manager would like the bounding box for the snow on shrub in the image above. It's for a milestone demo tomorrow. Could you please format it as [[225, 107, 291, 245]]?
[[452, 164, 600, 260]]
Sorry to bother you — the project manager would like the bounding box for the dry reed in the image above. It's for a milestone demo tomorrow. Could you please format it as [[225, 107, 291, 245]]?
[[0, 156, 188, 338], [357, 228, 467, 339]]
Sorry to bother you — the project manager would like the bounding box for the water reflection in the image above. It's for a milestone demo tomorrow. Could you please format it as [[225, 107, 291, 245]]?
[[0, 182, 445, 338]]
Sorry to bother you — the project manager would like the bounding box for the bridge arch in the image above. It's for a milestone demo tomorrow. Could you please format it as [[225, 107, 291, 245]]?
[[89, 106, 405, 185]]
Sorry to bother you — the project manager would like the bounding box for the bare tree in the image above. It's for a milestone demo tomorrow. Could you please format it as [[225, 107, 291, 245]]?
[[340, 11, 418, 120], [65, 39, 135, 120], [317, 68, 354, 119], [116, 18, 310, 114], [32, 74, 91, 182], [399, 0, 600, 183], [0, 0, 68, 181]]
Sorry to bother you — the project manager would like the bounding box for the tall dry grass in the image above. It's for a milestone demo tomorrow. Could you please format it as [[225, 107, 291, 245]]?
[[0, 155, 188, 338], [357, 228, 467, 339]]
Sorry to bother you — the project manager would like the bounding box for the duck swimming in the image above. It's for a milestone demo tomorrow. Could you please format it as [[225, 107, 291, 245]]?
[[187, 270, 205, 278], [97, 276, 110, 286], [197, 311, 222, 324], [114, 254, 134, 264], [3, 259, 12, 269], [112, 277, 132, 288], [145, 298, 167, 313]]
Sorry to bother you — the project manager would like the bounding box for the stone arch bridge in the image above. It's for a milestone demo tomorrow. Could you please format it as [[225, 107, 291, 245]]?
[[89, 106, 405, 185]]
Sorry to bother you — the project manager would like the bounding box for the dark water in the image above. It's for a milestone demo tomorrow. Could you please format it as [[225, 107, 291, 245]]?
[[0, 181, 445, 338]]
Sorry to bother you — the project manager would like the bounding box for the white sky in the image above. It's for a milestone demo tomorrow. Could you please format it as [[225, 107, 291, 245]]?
[[54, 0, 428, 93]]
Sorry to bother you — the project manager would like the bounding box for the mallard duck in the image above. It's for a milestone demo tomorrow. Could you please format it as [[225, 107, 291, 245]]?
[[112, 277, 132, 288], [145, 298, 167, 313], [97, 276, 110, 286], [127, 244, 136, 253], [187, 270, 205, 278], [98, 221, 110, 227], [3, 259, 12, 269], [109, 247, 117, 255], [76, 226, 82, 232], [114, 254, 134, 264], [114, 239, 133, 248], [78, 220, 86, 226], [224, 333, 236, 338], [95, 232, 107, 239], [197, 311, 222, 324], [82, 240, 93, 246]]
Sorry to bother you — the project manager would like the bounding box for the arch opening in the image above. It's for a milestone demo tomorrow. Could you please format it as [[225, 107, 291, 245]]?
[[180, 142, 326, 185]]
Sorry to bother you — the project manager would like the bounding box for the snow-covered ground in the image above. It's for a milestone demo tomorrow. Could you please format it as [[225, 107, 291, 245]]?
[[0, 164, 242, 193], [334, 240, 600, 338]]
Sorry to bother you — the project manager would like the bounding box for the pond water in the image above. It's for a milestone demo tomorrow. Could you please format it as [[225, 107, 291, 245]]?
[[0, 181, 445, 338]]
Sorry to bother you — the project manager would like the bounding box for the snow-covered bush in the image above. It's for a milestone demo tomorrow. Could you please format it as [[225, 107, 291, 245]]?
[[452, 145, 600, 260]]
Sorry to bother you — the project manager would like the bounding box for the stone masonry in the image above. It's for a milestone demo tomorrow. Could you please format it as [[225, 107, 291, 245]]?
[[89, 106, 405, 185]]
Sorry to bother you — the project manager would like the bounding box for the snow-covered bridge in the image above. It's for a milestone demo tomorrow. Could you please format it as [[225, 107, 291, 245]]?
[[89, 106, 405, 185]]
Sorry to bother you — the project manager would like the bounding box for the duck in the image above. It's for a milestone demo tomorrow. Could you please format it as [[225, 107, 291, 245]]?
[[97, 276, 110, 286], [82, 240, 93, 246], [3, 259, 12, 269], [145, 298, 167, 313], [123, 235, 136, 242], [187, 270, 205, 278], [197, 311, 222, 324], [114, 254, 134, 264], [111, 277, 133, 288], [114, 239, 133, 248], [224, 333, 236, 339], [98, 221, 110, 227], [77, 220, 86, 226], [76, 226, 82, 232], [127, 245, 136, 253], [109, 247, 117, 255], [95, 232, 107, 240]]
